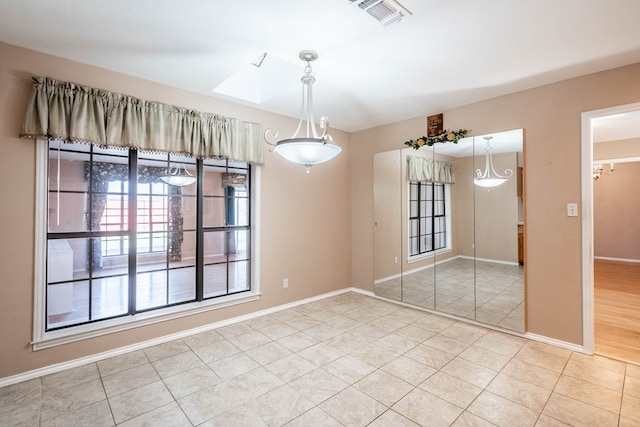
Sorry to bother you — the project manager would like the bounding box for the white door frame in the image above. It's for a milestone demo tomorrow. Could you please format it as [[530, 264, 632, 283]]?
[[581, 101, 640, 355]]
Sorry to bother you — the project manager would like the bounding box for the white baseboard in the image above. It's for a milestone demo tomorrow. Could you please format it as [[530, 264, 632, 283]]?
[[594, 256, 640, 264], [0, 288, 354, 388], [1, 286, 588, 388], [524, 332, 585, 354]]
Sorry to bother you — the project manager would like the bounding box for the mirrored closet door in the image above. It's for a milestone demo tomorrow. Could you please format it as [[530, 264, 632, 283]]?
[[373, 129, 525, 332]]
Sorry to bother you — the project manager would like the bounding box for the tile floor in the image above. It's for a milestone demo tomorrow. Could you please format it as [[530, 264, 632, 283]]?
[[2, 292, 639, 426]]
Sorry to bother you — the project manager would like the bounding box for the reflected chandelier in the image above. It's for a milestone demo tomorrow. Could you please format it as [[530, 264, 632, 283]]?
[[593, 163, 614, 181], [161, 162, 196, 186], [474, 136, 513, 188], [264, 50, 342, 174]]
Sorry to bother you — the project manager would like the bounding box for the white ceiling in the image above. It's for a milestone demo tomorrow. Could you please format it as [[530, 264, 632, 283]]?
[[1, 0, 640, 133]]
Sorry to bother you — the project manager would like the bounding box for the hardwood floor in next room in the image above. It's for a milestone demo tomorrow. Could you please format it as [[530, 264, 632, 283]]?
[[594, 259, 640, 365]]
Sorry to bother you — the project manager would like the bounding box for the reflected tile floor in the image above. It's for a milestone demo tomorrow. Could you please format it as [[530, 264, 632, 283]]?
[[375, 258, 525, 332], [2, 292, 639, 426]]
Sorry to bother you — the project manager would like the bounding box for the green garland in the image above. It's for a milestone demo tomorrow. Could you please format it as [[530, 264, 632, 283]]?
[[405, 129, 469, 149]]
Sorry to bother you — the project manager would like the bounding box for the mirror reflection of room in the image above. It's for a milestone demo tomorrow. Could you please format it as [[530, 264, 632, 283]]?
[[373, 129, 525, 333]]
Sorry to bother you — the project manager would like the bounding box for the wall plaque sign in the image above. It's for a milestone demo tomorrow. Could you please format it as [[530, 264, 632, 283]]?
[[427, 113, 443, 137]]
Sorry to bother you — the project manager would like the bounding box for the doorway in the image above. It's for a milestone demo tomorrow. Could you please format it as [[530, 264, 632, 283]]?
[[581, 103, 640, 363]]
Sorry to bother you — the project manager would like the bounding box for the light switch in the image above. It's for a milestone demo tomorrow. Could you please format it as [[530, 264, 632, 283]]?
[[567, 203, 578, 217]]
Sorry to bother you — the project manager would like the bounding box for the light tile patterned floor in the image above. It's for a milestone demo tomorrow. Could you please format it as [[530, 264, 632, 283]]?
[[2, 292, 639, 426]]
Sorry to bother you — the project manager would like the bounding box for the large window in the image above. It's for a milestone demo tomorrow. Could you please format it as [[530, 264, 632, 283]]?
[[409, 182, 450, 256], [44, 141, 253, 332]]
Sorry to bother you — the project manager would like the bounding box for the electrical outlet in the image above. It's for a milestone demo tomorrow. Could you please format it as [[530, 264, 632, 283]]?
[[283, 278, 289, 288], [394, 256, 398, 264], [567, 203, 578, 217]]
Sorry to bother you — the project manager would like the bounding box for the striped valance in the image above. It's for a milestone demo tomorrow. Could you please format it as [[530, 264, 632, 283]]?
[[20, 77, 264, 164]]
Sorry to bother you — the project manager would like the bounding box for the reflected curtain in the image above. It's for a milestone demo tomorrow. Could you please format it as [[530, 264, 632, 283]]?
[[21, 77, 264, 164], [83, 163, 183, 270], [408, 156, 455, 183]]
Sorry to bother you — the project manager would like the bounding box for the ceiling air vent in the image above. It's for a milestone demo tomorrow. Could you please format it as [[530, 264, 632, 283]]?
[[349, 0, 412, 25]]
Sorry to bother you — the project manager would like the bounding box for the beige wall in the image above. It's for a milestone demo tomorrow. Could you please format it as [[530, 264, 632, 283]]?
[[594, 161, 640, 261], [473, 152, 520, 263], [351, 62, 640, 345], [452, 152, 519, 263], [594, 137, 640, 160], [0, 42, 352, 379]]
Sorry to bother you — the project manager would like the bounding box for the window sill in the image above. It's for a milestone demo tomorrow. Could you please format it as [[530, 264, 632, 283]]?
[[32, 291, 261, 350], [407, 248, 453, 264]]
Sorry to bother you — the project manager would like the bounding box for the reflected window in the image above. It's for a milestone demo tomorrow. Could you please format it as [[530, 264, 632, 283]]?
[[101, 181, 170, 257], [409, 182, 450, 256]]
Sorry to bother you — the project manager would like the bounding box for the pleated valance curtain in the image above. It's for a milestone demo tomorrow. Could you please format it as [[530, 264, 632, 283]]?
[[20, 77, 264, 164], [407, 155, 455, 184]]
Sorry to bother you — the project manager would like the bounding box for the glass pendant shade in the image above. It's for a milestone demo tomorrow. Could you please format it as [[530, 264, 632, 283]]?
[[161, 165, 196, 186], [264, 50, 341, 172], [473, 177, 507, 188], [273, 138, 342, 165]]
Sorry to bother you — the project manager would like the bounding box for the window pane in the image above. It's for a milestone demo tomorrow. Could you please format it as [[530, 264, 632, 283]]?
[[48, 238, 88, 282], [228, 230, 249, 262], [229, 196, 249, 227], [168, 267, 196, 304], [419, 201, 427, 215], [435, 184, 444, 200], [136, 270, 167, 310], [419, 218, 427, 234], [47, 281, 89, 329], [180, 196, 197, 230], [409, 201, 418, 218], [95, 236, 128, 278], [204, 231, 226, 264], [229, 261, 249, 293], [425, 201, 433, 216], [410, 237, 418, 255], [171, 231, 196, 267], [419, 235, 427, 252], [203, 165, 227, 196], [137, 233, 150, 253], [151, 231, 167, 252], [203, 197, 226, 228], [48, 192, 89, 232], [410, 183, 418, 199], [100, 193, 128, 231], [91, 275, 128, 320], [204, 263, 227, 298], [409, 219, 418, 236], [48, 148, 90, 192], [91, 156, 129, 181]]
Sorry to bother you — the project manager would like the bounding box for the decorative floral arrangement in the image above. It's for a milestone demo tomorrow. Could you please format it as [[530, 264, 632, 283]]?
[[405, 129, 469, 149]]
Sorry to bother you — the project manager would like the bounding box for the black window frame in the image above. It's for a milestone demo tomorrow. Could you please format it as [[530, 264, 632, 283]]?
[[45, 142, 252, 331], [408, 181, 448, 256]]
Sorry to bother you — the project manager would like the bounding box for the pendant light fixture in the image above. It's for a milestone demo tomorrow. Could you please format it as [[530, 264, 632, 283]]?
[[474, 136, 513, 188], [161, 162, 196, 186], [264, 50, 342, 174]]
